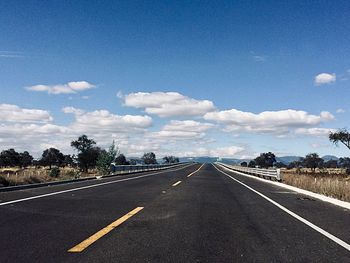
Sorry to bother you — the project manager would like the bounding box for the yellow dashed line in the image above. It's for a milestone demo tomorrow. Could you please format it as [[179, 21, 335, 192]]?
[[68, 207, 144, 253]]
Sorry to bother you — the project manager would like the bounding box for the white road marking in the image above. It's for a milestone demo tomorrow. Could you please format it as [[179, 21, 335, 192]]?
[[0, 164, 195, 207], [187, 163, 205, 177], [213, 164, 350, 252], [217, 163, 350, 211], [172, 181, 182, 187]]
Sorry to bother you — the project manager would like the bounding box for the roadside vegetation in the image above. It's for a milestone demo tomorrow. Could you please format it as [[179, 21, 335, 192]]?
[[239, 129, 350, 202], [0, 135, 179, 187]]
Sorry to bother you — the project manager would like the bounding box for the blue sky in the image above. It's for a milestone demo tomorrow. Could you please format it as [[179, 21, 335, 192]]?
[[1, 0, 349, 158]]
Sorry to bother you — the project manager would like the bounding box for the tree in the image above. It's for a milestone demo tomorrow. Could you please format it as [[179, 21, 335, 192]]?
[[248, 160, 256, 168], [96, 141, 119, 174], [41, 148, 64, 169], [302, 153, 323, 172], [324, 160, 338, 168], [71, 135, 99, 172], [329, 129, 350, 150], [338, 157, 350, 168], [287, 158, 304, 169], [115, 154, 128, 165], [163, 156, 179, 164], [63, 154, 75, 167], [0, 149, 20, 167], [274, 162, 287, 168], [254, 152, 276, 168], [240, 161, 248, 167], [142, 152, 157, 165], [339, 157, 350, 175], [19, 151, 33, 168]]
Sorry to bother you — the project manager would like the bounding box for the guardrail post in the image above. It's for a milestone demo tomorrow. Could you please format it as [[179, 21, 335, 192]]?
[[276, 169, 281, 181]]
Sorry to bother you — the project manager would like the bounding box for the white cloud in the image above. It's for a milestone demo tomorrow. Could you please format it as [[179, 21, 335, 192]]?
[[124, 92, 215, 117], [294, 128, 336, 137], [148, 120, 214, 141], [63, 107, 153, 133], [314, 73, 336, 85], [336, 108, 345, 113], [0, 51, 25, 58], [204, 109, 334, 135], [253, 55, 266, 62], [25, 81, 95, 94], [0, 104, 53, 123], [177, 145, 245, 158]]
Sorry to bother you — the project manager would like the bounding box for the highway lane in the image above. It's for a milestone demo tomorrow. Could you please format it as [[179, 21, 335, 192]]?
[[1, 163, 349, 262], [0, 163, 200, 262]]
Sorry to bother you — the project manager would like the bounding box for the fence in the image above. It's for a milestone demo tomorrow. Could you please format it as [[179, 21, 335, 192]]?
[[111, 162, 188, 175], [216, 162, 282, 181]]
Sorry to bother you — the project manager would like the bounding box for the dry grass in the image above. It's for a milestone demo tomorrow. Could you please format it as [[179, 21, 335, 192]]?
[[0, 166, 98, 187], [282, 169, 350, 202]]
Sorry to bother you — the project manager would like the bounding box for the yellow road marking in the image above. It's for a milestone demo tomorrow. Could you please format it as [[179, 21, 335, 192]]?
[[68, 207, 144, 253], [172, 181, 182, 187], [187, 163, 205, 177]]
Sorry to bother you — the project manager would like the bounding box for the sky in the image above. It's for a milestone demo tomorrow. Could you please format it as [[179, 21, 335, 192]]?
[[0, 0, 350, 159]]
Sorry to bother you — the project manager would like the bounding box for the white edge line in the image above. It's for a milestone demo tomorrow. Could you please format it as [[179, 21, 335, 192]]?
[[213, 164, 350, 252], [0, 164, 196, 207], [216, 163, 350, 211]]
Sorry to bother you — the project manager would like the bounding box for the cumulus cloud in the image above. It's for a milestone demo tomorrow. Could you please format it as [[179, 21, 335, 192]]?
[[177, 145, 245, 158], [336, 108, 345, 113], [0, 104, 53, 123], [204, 109, 334, 135], [63, 107, 152, 133], [148, 120, 214, 140], [123, 92, 215, 117], [294, 128, 336, 137], [25, 81, 95, 94], [314, 73, 336, 85], [0, 104, 153, 156]]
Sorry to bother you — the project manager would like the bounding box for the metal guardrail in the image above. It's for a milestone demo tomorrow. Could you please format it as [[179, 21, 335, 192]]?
[[216, 162, 282, 181], [111, 162, 188, 175]]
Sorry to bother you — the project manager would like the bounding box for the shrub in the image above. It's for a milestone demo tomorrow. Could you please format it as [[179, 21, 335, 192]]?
[[49, 167, 60, 178], [0, 175, 9, 187]]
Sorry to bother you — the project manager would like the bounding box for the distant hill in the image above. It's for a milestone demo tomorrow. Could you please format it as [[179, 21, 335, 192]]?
[[321, 155, 339, 162], [276, 156, 302, 165], [127, 154, 340, 165]]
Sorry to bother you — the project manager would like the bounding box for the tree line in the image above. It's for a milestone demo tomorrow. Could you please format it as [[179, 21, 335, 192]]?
[[0, 135, 180, 174], [239, 129, 350, 174]]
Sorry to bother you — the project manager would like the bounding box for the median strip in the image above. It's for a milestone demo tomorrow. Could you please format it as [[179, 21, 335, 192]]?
[[68, 207, 144, 253]]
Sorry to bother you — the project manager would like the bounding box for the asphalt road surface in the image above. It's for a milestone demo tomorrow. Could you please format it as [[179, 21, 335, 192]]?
[[1, 163, 349, 262]]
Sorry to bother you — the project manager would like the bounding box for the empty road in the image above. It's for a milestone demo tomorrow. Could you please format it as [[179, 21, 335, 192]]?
[[1, 163, 349, 262]]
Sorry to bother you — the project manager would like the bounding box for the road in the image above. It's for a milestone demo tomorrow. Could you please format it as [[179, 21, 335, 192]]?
[[1, 163, 350, 262]]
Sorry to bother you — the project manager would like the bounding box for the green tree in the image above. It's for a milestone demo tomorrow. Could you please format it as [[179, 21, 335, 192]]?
[[162, 155, 179, 164], [240, 161, 248, 167], [248, 160, 256, 168], [41, 148, 64, 169], [63, 154, 74, 167], [0, 149, 20, 167], [142, 152, 157, 165], [71, 135, 99, 172], [254, 152, 276, 168], [329, 129, 350, 150], [19, 151, 33, 168], [302, 153, 323, 172], [96, 141, 119, 175], [114, 153, 128, 165]]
